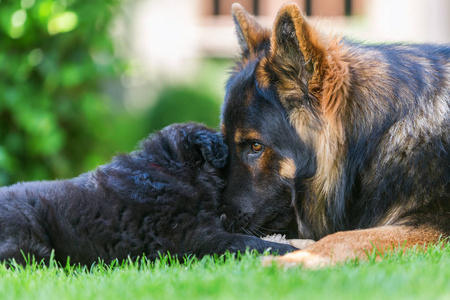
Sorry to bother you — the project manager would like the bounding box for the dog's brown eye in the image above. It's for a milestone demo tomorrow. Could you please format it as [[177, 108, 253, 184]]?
[[251, 142, 263, 153]]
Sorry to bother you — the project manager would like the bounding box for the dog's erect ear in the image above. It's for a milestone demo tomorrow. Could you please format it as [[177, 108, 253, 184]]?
[[268, 3, 349, 121], [194, 132, 228, 169], [270, 3, 324, 77], [231, 3, 269, 54]]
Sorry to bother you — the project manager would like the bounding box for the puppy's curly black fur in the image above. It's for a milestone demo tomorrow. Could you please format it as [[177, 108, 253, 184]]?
[[0, 123, 295, 265]]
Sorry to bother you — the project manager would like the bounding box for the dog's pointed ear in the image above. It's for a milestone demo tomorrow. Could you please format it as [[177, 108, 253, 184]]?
[[270, 3, 326, 84], [232, 3, 268, 54], [268, 3, 349, 121]]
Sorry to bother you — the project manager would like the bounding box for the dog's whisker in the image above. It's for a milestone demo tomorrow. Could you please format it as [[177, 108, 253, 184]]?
[[249, 228, 260, 237], [253, 224, 291, 233], [241, 227, 252, 236], [250, 227, 265, 237]]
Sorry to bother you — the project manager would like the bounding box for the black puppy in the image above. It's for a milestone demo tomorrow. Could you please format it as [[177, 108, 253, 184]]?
[[0, 123, 295, 265]]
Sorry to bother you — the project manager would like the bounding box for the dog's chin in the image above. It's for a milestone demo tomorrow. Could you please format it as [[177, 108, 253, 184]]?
[[257, 213, 298, 239], [220, 210, 296, 237], [240, 215, 290, 237]]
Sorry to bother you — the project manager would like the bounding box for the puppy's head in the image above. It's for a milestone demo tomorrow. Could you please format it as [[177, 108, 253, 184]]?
[[150, 123, 228, 203], [101, 123, 228, 202], [153, 123, 228, 171]]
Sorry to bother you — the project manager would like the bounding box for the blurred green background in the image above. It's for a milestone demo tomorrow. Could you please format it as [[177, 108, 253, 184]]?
[[0, 0, 228, 186]]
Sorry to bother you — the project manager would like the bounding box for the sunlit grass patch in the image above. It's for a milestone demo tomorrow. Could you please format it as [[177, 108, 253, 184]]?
[[0, 244, 449, 300]]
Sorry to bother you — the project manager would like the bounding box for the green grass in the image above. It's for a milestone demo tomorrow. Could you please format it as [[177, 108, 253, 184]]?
[[1, 245, 449, 300]]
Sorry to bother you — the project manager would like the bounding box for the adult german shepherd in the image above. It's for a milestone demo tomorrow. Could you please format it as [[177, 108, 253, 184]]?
[[220, 3, 450, 268]]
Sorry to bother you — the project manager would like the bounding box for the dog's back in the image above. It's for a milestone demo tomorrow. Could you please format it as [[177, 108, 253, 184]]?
[[329, 41, 450, 231], [0, 179, 83, 263], [0, 174, 118, 264]]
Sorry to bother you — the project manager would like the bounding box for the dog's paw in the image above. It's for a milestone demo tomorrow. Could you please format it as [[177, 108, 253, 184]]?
[[194, 132, 228, 168], [288, 239, 316, 250], [261, 250, 331, 269]]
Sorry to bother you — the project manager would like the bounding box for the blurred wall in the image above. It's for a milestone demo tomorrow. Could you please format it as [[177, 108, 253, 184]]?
[[116, 0, 450, 83], [366, 0, 450, 43]]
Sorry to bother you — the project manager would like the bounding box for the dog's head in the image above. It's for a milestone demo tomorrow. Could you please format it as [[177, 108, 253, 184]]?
[[220, 4, 350, 238], [220, 68, 313, 237]]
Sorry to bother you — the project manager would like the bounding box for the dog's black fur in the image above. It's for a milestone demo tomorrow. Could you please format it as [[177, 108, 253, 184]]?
[[0, 123, 295, 265]]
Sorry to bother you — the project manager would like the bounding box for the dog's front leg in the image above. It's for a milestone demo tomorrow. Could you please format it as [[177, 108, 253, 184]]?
[[262, 225, 444, 269], [191, 231, 298, 257]]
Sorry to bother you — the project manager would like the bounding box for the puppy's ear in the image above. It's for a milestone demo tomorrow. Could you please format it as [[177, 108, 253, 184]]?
[[194, 132, 228, 169]]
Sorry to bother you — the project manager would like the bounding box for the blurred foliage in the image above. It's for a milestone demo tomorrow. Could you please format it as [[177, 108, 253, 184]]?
[[148, 86, 221, 131], [0, 0, 124, 185], [146, 59, 229, 132], [0, 1, 228, 187], [145, 58, 231, 131]]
